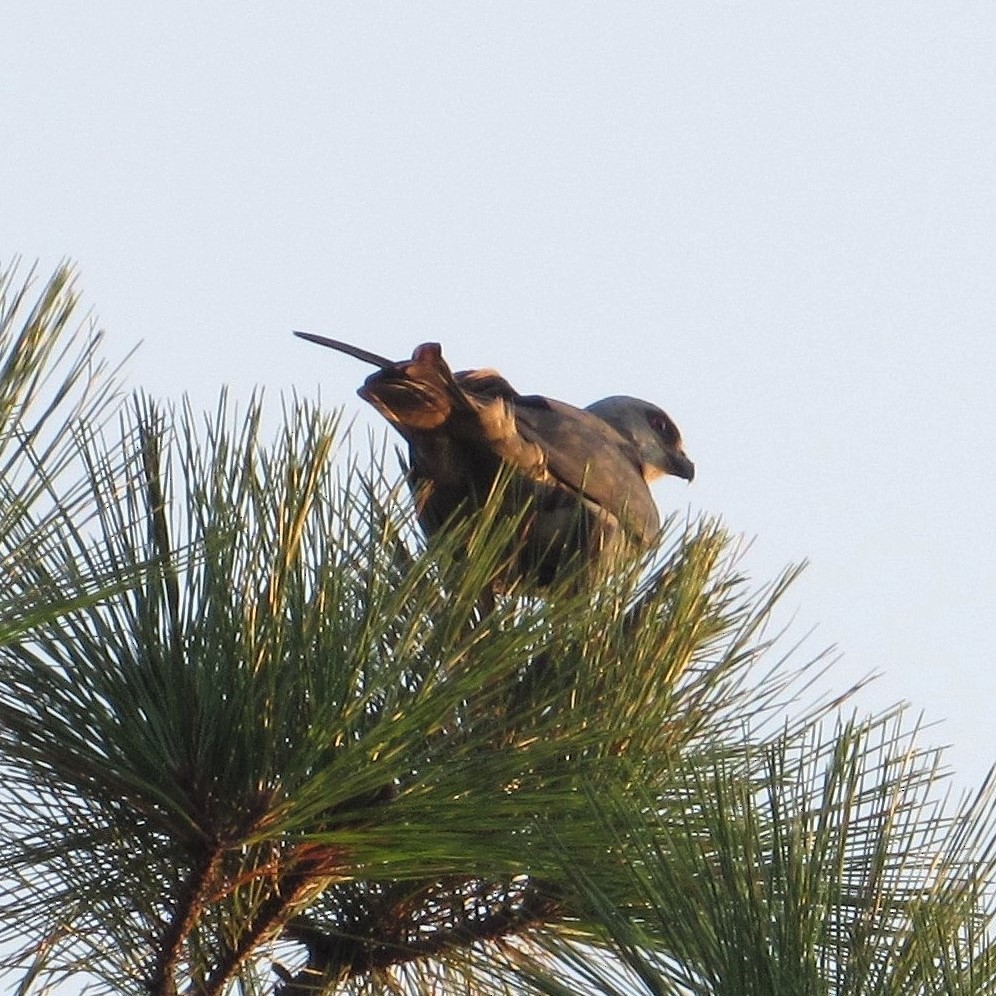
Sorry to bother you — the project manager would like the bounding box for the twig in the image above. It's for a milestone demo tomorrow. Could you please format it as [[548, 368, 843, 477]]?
[[192, 844, 345, 996], [150, 842, 225, 996], [276, 877, 562, 992]]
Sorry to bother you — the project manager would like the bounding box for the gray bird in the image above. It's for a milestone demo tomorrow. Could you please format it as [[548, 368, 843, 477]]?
[[295, 332, 694, 586]]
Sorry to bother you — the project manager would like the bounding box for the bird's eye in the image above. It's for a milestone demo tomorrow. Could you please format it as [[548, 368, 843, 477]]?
[[649, 411, 680, 446]]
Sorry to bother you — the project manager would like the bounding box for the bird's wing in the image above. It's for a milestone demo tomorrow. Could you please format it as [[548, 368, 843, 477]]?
[[455, 367, 521, 401], [511, 396, 660, 545]]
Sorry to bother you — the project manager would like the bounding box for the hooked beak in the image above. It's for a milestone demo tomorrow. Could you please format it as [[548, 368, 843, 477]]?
[[668, 448, 695, 483]]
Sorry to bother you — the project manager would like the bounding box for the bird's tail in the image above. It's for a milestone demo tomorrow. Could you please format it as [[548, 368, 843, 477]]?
[[358, 343, 466, 431]]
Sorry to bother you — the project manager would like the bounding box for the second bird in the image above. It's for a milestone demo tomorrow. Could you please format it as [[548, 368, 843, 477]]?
[[295, 332, 694, 588]]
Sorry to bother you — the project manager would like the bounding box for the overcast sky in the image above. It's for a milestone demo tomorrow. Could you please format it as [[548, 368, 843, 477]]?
[[5, 3, 995, 788]]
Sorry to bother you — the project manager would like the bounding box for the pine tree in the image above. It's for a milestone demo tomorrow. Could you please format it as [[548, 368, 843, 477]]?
[[1, 265, 993, 995]]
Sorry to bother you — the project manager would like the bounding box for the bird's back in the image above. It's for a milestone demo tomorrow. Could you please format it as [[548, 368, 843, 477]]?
[[293, 332, 687, 588], [357, 345, 656, 585]]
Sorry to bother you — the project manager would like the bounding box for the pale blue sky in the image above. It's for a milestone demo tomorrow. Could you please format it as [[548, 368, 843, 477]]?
[[4, 3, 995, 787]]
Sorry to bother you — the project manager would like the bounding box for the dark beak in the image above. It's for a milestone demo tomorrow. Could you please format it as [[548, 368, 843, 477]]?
[[668, 449, 695, 483]]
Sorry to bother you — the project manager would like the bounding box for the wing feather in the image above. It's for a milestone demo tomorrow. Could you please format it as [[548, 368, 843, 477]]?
[[511, 396, 660, 545]]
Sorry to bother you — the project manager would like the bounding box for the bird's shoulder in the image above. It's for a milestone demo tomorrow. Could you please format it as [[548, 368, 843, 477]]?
[[446, 373, 660, 545], [513, 395, 642, 462], [455, 367, 521, 401], [511, 395, 660, 544]]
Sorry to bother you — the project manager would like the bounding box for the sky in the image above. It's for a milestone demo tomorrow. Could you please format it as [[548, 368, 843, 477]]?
[[4, 3, 995, 789]]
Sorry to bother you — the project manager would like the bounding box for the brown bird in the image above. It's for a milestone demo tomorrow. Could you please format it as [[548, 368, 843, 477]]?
[[295, 332, 694, 586]]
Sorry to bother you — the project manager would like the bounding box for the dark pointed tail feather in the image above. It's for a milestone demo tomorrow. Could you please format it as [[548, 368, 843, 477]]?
[[292, 331, 395, 369]]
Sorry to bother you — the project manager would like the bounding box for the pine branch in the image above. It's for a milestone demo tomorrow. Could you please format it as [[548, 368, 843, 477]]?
[[150, 841, 226, 996], [194, 844, 347, 996], [275, 876, 563, 994], [3, 266, 994, 994]]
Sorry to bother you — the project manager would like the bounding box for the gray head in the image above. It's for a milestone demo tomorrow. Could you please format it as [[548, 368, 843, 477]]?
[[586, 395, 694, 484]]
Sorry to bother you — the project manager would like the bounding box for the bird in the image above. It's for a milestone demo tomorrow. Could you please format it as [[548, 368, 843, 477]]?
[[294, 332, 694, 587]]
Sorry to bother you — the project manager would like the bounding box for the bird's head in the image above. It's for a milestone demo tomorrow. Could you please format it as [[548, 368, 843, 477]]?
[[586, 396, 695, 484]]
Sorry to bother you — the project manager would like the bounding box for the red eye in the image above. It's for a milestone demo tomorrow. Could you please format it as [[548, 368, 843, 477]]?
[[649, 411, 680, 446]]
